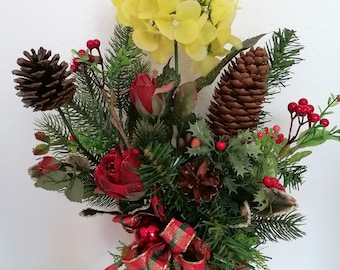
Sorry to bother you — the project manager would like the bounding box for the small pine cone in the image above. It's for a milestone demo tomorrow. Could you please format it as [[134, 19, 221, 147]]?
[[12, 47, 76, 111], [178, 160, 222, 203], [207, 47, 269, 139]]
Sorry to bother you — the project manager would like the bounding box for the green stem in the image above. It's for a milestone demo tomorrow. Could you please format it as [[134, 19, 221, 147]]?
[[174, 41, 179, 75], [57, 107, 98, 163]]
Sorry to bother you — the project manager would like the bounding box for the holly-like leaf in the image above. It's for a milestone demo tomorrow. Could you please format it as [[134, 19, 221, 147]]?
[[223, 176, 241, 195], [188, 119, 214, 146], [65, 177, 84, 202], [156, 59, 180, 87], [187, 145, 212, 157], [34, 170, 71, 191], [254, 189, 270, 212]]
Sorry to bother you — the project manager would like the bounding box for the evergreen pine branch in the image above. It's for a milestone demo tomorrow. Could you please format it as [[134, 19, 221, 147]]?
[[133, 119, 169, 150], [34, 112, 69, 158], [252, 211, 306, 242], [279, 162, 306, 191], [265, 28, 304, 95], [105, 24, 151, 118]]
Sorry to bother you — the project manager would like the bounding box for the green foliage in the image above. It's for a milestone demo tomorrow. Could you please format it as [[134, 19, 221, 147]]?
[[105, 24, 151, 119], [279, 163, 306, 190], [266, 28, 304, 94], [133, 119, 169, 150], [252, 211, 306, 242]]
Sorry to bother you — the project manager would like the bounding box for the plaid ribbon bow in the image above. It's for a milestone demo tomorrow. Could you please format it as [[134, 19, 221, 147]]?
[[107, 189, 210, 270]]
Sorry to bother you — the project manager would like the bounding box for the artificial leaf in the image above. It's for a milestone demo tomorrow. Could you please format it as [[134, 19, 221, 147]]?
[[289, 150, 312, 163], [223, 176, 241, 195], [188, 119, 214, 146], [174, 81, 198, 121], [34, 170, 71, 191], [65, 177, 84, 202]]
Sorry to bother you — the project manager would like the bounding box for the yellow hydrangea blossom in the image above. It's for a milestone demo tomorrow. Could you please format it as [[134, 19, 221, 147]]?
[[111, 0, 241, 75]]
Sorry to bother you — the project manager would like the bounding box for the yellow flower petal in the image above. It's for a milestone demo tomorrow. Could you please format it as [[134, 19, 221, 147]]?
[[138, 0, 159, 19], [132, 28, 159, 52], [174, 20, 199, 44], [184, 43, 208, 61], [200, 21, 217, 45], [154, 17, 175, 40], [148, 37, 174, 63], [156, 0, 180, 15], [192, 55, 220, 76], [175, 1, 201, 21]]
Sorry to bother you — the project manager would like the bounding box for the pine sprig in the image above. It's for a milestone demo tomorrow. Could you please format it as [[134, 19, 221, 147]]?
[[105, 24, 151, 117], [252, 211, 306, 242], [266, 28, 304, 94], [34, 113, 69, 158], [133, 119, 169, 150]]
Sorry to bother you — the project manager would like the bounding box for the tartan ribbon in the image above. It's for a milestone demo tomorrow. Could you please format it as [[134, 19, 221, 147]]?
[[108, 188, 210, 269], [112, 214, 210, 270]]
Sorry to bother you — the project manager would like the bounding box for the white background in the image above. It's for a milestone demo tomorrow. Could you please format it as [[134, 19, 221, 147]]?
[[1, 0, 340, 269]]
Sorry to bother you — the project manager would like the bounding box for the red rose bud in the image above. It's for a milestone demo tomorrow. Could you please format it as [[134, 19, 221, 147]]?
[[34, 131, 50, 143], [37, 156, 61, 174], [130, 72, 174, 117], [94, 145, 144, 200], [32, 143, 50, 155]]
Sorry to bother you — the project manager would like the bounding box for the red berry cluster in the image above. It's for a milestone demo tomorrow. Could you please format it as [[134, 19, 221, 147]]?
[[257, 125, 285, 144], [288, 98, 329, 127], [262, 176, 285, 191], [70, 39, 102, 72]]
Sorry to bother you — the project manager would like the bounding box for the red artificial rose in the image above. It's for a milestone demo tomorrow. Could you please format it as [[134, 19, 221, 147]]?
[[94, 145, 143, 200], [130, 71, 174, 117], [37, 156, 61, 174]]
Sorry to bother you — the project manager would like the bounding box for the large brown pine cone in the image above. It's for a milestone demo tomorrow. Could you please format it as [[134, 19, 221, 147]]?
[[178, 160, 222, 203], [207, 47, 269, 139], [12, 47, 76, 111]]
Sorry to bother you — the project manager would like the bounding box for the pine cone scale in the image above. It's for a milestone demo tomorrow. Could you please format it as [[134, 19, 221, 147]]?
[[12, 47, 76, 111], [208, 47, 269, 139]]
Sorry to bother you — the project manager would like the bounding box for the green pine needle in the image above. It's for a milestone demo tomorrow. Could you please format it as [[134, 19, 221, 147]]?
[[253, 211, 306, 242], [266, 28, 304, 95]]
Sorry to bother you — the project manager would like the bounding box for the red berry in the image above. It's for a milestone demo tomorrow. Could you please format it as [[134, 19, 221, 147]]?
[[307, 104, 314, 113], [70, 64, 78, 72], [191, 138, 201, 148], [288, 102, 297, 113], [294, 105, 303, 114], [337, 95, 340, 102], [262, 176, 272, 187], [257, 131, 264, 138], [88, 54, 95, 62], [272, 125, 281, 133], [271, 177, 279, 187], [301, 105, 309, 115], [69, 135, 74, 141], [93, 39, 101, 48], [276, 183, 286, 192], [73, 57, 81, 66], [86, 40, 95, 50], [78, 49, 86, 56], [264, 127, 269, 134], [216, 141, 226, 151], [298, 98, 308, 105], [308, 113, 320, 123], [277, 133, 285, 142], [320, 118, 329, 127]]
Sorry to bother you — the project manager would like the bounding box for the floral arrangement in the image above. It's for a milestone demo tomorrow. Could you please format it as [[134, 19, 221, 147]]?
[[12, 0, 340, 269]]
